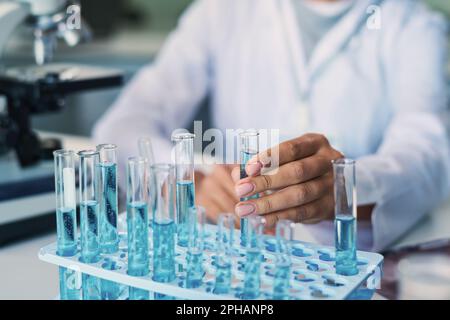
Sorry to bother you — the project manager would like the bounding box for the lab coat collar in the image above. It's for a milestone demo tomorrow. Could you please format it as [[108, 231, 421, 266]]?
[[277, 0, 383, 96]]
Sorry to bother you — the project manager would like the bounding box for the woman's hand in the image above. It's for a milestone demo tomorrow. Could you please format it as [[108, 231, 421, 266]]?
[[232, 133, 344, 229], [196, 164, 239, 223]]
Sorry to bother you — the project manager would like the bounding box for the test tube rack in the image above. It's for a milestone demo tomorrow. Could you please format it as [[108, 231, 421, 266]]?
[[38, 224, 383, 300]]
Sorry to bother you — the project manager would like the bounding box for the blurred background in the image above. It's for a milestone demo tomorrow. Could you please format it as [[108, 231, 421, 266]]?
[[0, 0, 445, 139], [2, 0, 202, 137]]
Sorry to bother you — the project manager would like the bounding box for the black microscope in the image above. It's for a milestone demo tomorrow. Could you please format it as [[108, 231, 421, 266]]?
[[0, 0, 124, 243]]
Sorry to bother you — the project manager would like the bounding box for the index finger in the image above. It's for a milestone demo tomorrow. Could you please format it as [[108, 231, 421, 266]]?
[[246, 133, 327, 176]]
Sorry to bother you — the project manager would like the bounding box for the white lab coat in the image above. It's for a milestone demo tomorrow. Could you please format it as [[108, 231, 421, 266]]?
[[94, 0, 450, 252]]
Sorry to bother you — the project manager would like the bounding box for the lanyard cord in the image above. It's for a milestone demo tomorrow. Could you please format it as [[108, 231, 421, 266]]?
[[276, 0, 385, 101]]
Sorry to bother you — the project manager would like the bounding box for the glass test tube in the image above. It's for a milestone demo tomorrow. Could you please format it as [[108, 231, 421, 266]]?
[[242, 215, 265, 299], [185, 206, 206, 288], [214, 213, 235, 294], [151, 164, 176, 283], [138, 136, 155, 166], [172, 133, 196, 247], [78, 150, 101, 263], [97, 144, 121, 299], [54, 150, 81, 300], [127, 157, 150, 300], [333, 158, 358, 276], [239, 130, 260, 247], [138, 137, 155, 230], [273, 219, 294, 300], [54, 150, 78, 256], [78, 150, 101, 300], [97, 144, 119, 254]]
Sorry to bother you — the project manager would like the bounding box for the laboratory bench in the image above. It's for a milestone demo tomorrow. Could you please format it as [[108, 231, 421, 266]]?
[[0, 134, 450, 299]]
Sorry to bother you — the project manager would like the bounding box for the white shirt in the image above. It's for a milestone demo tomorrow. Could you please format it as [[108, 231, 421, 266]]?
[[93, 0, 450, 252]]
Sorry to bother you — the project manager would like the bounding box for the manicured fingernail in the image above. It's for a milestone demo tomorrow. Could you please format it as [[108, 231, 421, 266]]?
[[246, 162, 262, 176], [235, 182, 255, 197], [235, 203, 256, 217]]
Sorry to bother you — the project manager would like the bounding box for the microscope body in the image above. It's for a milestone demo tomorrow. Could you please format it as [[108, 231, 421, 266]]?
[[0, 0, 122, 167], [0, 0, 88, 65], [0, 0, 85, 167], [0, 0, 123, 244]]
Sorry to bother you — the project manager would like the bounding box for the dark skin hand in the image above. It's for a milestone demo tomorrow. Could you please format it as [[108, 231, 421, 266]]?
[[231, 133, 374, 230], [358, 205, 374, 220], [195, 164, 240, 224], [195, 134, 374, 229]]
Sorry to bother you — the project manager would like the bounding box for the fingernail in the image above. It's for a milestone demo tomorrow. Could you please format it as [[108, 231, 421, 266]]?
[[246, 162, 262, 176], [235, 182, 255, 197], [235, 203, 256, 217]]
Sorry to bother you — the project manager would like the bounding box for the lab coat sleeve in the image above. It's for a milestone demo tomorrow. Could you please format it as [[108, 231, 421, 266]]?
[[92, 0, 217, 190], [355, 5, 450, 252]]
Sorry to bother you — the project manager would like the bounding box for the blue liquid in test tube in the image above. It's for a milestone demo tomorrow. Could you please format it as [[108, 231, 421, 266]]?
[[78, 150, 101, 264], [239, 130, 260, 247], [185, 206, 206, 288], [333, 159, 358, 276], [126, 157, 150, 300], [56, 207, 77, 256], [172, 132, 196, 247], [152, 220, 175, 282], [242, 215, 265, 299], [97, 144, 121, 299], [335, 215, 357, 275], [98, 160, 119, 253], [127, 201, 149, 276], [214, 264, 232, 294], [98, 162, 118, 252], [213, 213, 234, 294], [78, 150, 102, 300], [53, 156, 77, 254], [152, 219, 176, 282], [273, 265, 290, 298], [54, 150, 80, 299], [273, 220, 294, 300], [243, 250, 263, 299], [152, 164, 176, 299], [185, 251, 203, 288], [82, 274, 101, 300], [80, 200, 100, 263], [100, 259, 124, 300], [176, 180, 195, 247], [152, 220, 176, 300]]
